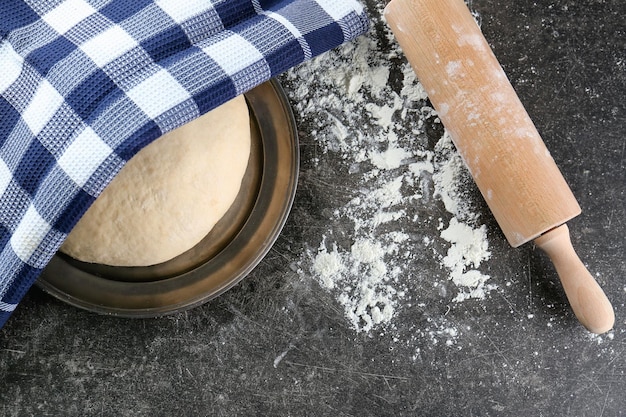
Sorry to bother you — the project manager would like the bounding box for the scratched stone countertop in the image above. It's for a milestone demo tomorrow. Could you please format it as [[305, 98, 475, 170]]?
[[1, 1, 625, 416]]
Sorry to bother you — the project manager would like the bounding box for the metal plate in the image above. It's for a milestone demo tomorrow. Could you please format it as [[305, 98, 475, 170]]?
[[36, 79, 299, 317]]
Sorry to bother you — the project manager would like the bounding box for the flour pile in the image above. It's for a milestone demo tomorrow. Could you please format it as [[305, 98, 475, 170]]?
[[284, 12, 494, 333]]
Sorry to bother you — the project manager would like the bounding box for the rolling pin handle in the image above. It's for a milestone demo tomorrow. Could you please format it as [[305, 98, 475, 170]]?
[[534, 224, 615, 334]]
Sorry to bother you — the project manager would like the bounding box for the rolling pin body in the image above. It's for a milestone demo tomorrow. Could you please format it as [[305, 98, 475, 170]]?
[[384, 0, 614, 333], [385, 0, 579, 247]]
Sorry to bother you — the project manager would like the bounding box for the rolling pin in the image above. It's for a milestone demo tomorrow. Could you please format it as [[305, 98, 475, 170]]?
[[384, 0, 614, 333]]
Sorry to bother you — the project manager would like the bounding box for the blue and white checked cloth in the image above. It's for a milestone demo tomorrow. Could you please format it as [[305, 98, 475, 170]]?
[[0, 0, 368, 327]]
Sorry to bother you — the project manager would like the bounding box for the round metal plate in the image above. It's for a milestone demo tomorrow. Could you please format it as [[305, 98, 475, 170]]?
[[36, 79, 299, 317]]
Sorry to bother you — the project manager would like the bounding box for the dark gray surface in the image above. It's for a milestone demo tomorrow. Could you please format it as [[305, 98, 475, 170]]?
[[1, 1, 625, 416]]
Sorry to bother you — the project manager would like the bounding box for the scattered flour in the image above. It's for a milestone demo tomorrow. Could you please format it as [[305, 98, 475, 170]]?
[[284, 10, 494, 335], [440, 218, 494, 302], [370, 145, 412, 170]]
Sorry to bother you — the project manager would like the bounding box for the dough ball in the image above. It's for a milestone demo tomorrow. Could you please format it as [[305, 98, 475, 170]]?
[[60, 96, 251, 266]]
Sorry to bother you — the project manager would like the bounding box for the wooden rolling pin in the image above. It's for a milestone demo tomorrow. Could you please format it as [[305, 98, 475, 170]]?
[[384, 0, 614, 333]]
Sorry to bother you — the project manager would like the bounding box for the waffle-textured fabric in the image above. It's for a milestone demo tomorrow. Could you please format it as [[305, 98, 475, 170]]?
[[0, 0, 368, 327]]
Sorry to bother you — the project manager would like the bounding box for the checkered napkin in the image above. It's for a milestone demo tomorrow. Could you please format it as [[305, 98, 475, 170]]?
[[0, 0, 368, 326]]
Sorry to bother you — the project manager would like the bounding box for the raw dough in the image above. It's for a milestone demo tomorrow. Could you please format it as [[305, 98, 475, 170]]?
[[60, 96, 251, 266]]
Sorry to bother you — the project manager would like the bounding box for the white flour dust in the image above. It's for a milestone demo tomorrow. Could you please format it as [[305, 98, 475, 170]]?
[[285, 14, 494, 335]]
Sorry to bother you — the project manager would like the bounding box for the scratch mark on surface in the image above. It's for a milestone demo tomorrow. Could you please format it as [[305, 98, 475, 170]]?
[[476, 323, 513, 370], [599, 385, 610, 417], [606, 208, 614, 228], [527, 251, 533, 309], [372, 393, 392, 404], [283, 360, 409, 381], [273, 345, 293, 368], [580, 373, 603, 394], [498, 291, 517, 314], [2, 348, 26, 355]]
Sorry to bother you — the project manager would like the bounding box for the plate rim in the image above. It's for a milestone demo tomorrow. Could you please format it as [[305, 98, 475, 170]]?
[[36, 78, 299, 317]]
